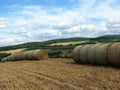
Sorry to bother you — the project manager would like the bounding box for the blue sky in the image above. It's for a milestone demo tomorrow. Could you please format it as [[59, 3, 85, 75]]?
[[0, 0, 120, 46]]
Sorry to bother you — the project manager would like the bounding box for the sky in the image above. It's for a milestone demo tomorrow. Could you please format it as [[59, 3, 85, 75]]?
[[0, 0, 120, 46]]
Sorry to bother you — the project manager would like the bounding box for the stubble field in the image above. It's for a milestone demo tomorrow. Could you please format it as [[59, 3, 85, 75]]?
[[0, 58, 120, 90]]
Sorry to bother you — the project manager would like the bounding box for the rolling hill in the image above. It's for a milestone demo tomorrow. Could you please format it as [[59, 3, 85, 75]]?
[[0, 34, 120, 51], [0, 34, 120, 60]]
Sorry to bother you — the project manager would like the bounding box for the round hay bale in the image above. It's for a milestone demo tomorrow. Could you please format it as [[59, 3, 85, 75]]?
[[6, 56, 10, 61], [18, 52, 25, 60], [1, 50, 48, 62], [20, 50, 49, 60], [72, 45, 83, 63], [6, 55, 14, 61], [24, 50, 34, 60], [38, 50, 49, 60], [32, 50, 49, 60], [73, 42, 120, 66], [9, 55, 16, 61], [94, 43, 112, 65], [79, 44, 93, 64], [31, 50, 40, 60], [1, 57, 8, 62], [108, 43, 120, 66], [10, 53, 22, 61], [19, 51, 27, 60], [87, 44, 101, 64]]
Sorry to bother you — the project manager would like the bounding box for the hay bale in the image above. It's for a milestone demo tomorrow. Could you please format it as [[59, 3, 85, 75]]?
[[38, 50, 48, 60], [72, 45, 83, 63], [79, 44, 93, 63], [1, 57, 8, 62], [32, 50, 48, 60], [94, 43, 112, 65], [31, 50, 41, 59], [16, 52, 24, 60], [5, 55, 13, 61], [73, 43, 120, 66], [10, 55, 18, 61], [1, 50, 49, 62], [24, 51, 34, 60], [87, 44, 101, 64], [108, 43, 120, 66], [11, 52, 23, 61], [1, 54, 18, 62]]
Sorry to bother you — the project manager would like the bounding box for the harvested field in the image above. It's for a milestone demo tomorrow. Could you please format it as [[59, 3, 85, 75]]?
[[0, 58, 120, 90], [0, 48, 26, 55], [49, 42, 75, 46]]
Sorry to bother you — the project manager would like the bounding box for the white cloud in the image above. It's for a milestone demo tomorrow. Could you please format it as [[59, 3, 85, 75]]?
[[0, 31, 36, 46], [0, 38, 13, 43], [106, 18, 120, 31], [9, 27, 27, 34], [65, 21, 111, 38], [0, 0, 120, 46], [0, 37, 29, 46], [68, 24, 97, 33], [39, 29, 62, 36], [9, 2, 119, 30], [0, 24, 7, 28], [8, 27, 32, 39], [0, 18, 9, 28]]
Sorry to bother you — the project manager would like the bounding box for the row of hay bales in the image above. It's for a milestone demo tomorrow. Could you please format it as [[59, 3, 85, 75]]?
[[1, 50, 48, 62], [72, 42, 120, 66]]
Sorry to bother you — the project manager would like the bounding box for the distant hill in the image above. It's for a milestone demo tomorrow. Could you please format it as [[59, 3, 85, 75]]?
[[97, 35, 120, 39], [0, 34, 120, 51]]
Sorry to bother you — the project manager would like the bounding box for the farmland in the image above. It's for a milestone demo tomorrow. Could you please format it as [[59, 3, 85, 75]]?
[[1, 35, 120, 52], [0, 0, 120, 89], [0, 58, 120, 90], [1, 35, 120, 59], [0, 35, 120, 90]]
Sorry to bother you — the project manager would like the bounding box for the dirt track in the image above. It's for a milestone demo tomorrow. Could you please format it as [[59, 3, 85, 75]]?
[[0, 58, 120, 90]]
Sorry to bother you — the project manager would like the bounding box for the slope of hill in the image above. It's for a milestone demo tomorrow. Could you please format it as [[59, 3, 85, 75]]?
[[0, 35, 120, 51], [0, 34, 120, 59]]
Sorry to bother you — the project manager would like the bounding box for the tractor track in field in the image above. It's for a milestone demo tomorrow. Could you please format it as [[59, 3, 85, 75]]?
[[0, 67, 41, 90], [0, 65, 81, 90], [0, 59, 120, 90]]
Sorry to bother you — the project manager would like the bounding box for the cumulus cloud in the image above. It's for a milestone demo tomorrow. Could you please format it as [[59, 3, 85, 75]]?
[[106, 18, 120, 34], [34, 29, 62, 40], [0, 38, 14, 44], [68, 24, 97, 33], [0, 37, 30, 46], [39, 29, 61, 36], [107, 18, 120, 29], [8, 27, 32, 38], [0, 18, 9, 28], [9, 27, 27, 34], [0, 0, 120, 46]]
